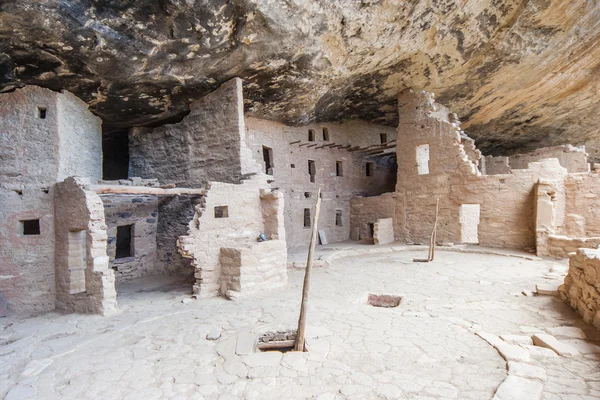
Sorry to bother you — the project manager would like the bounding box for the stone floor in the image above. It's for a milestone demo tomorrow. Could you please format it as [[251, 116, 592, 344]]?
[[1, 245, 600, 400]]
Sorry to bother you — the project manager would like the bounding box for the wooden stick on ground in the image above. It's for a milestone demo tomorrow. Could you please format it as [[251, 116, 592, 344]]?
[[413, 198, 440, 263], [295, 188, 322, 351]]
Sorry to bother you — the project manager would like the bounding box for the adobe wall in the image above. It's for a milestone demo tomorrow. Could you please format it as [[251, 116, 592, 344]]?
[[54, 177, 117, 315], [245, 117, 396, 247], [129, 78, 258, 188], [178, 175, 286, 298], [0, 86, 102, 315], [482, 156, 510, 175], [101, 195, 159, 282]]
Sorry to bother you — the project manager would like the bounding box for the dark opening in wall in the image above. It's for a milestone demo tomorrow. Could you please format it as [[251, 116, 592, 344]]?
[[116, 225, 133, 259], [291, 164, 295, 168], [102, 129, 129, 180], [308, 129, 315, 142], [214, 206, 229, 218], [262, 146, 274, 175], [335, 210, 343, 226], [308, 160, 316, 183], [37, 107, 47, 119], [366, 162, 374, 177], [304, 208, 311, 228], [21, 219, 40, 235], [368, 223, 375, 238], [380, 133, 388, 144], [322, 127, 330, 141], [336, 161, 343, 177]]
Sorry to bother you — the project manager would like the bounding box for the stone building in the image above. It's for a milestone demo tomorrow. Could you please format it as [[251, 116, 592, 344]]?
[[2, 80, 600, 317]]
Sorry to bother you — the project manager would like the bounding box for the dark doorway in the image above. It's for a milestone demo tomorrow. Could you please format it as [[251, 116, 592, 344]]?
[[304, 208, 311, 228], [308, 160, 316, 183], [368, 223, 375, 238], [102, 129, 129, 180], [116, 225, 133, 259], [263, 146, 273, 175]]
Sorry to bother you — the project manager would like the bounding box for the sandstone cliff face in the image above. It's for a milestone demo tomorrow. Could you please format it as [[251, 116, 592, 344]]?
[[1, 1, 599, 158]]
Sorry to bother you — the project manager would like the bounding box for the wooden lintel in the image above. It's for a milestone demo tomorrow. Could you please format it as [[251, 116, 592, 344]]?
[[298, 143, 311, 147], [307, 144, 318, 148], [289, 140, 301, 145], [92, 185, 205, 196]]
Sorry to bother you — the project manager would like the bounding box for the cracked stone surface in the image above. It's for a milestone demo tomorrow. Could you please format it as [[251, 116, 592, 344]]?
[[1, 247, 600, 399]]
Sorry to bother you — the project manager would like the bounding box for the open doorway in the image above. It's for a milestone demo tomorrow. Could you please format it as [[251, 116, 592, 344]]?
[[262, 146, 274, 175], [102, 129, 129, 180], [460, 204, 480, 244]]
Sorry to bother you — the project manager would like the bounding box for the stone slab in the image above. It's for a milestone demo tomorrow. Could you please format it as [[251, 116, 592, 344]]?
[[492, 375, 543, 400], [532, 334, 581, 357]]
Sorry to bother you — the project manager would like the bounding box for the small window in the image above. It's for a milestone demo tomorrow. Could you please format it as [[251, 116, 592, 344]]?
[[116, 225, 133, 259], [335, 210, 343, 227], [308, 160, 316, 183], [308, 129, 315, 142], [214, 206, 229, 218], [20, 219, 40, 235], [37, 107, 47, 119], [336, 161, 343, 177], [304, 208, 311, 228], [380, 133, 388, 144], [291, 164, 295, 168], [304, 192, 312, 198], [322, 127, 330, 141], [366, 162, 374, 177]]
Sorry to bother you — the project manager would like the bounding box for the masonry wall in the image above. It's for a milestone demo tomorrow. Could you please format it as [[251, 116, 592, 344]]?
[[54, 177, 117, 315], [484, 145, 589, 175], [350, 193, 396, 241], [129, 78, 258, 188], [0, 86, 102, 315], [178, 176, 286, 298], [101, 195, 159, 282], [563, 173, 600, 237], [245, 117, 396, 247], [560, 249, 600, 329]]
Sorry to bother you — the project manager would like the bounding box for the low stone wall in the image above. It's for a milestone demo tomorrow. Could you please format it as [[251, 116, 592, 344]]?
[[544, 235, 600, 259], [220, 240, 287, 297], [374, 218, 394, 245], [559, 249, 600, 329]]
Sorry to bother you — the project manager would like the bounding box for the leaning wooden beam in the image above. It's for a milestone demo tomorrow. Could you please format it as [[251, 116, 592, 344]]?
[[295, 188, 322, 352], [92, 185, 206, 196], [413, 198, 440, 263]]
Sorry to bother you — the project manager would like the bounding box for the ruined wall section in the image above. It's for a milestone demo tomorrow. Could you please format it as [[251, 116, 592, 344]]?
[[563, 173, 600, 237], [0, 86, 101, 314], [395, 89, 480, 244], [101, 195, 158, 282], [510, 145, 589, 173], [54, 177, 117, 315], [130, 78, 257, 188], [245, 117, 396, 247], [350, 193, 396, 241], [560, 249, 600, 329], [178, 175, 286, 298], [482, 156, 511, 175]]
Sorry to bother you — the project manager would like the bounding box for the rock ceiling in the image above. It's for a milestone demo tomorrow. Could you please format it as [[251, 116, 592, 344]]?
[[1, 0, 600, 158]]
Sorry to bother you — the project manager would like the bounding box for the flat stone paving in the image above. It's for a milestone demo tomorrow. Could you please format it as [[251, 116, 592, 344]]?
[[1, 247, 600, 399]]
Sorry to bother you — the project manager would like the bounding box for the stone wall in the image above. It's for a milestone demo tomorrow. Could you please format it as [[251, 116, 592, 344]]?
[[563, 173, 600, 237], [54, 177, 117, 315], [245, 117, 396, 247], [484, 145, 589, 175], [0, 86, 102, 315], [374, 218, 394, 245], [559, 249, 600, 329], [101, 195, 159, 282], [129, 78, 258, 188], [178, 175, 287, 298], [349, 193, 396, 241]]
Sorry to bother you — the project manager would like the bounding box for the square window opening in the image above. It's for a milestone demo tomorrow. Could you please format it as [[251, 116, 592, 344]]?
[[322, 127, 330, 141], [291, 164, 295, 168], [214, 206, 229, 218], [336, 161, 343, 177], [20, 219, 40, 235], [304, 208, 311, 228], [308, 129, 315, 142], [335, 210, 343, 227], [116, 225, 134, 259], [37, 107, 47, 119], [366, 162, 374, 177]]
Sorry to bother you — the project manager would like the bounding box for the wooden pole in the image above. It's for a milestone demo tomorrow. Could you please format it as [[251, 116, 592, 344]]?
[[295, 188, 322, 351], [91, 185, 205, 196], [429, 198, 440, 261]]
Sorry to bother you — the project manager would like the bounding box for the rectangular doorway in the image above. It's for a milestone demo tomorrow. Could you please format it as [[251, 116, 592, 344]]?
[[116, 224, 134, 259], [460, 204, 480, 244], [262, 146, 273, 175]]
